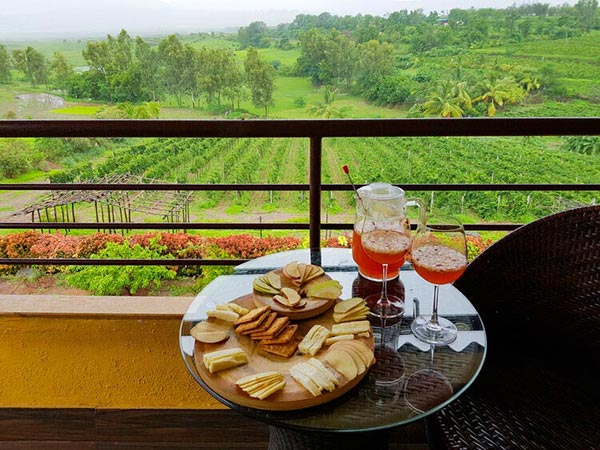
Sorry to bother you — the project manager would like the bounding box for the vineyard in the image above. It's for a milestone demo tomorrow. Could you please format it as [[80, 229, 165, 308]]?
[[49, 135, 600, 225]]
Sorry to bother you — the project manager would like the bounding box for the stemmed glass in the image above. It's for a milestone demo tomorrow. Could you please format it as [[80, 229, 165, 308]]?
[[410, 218, 467, 345], [361, 215, 411, 323]]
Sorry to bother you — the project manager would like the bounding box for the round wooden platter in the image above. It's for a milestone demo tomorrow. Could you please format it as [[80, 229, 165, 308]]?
[[193, 294, 374, 411], [252, 269, 336, 320]]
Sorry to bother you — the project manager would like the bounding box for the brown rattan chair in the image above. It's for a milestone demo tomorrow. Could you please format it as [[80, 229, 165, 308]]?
[[426, 205, 600, 450]]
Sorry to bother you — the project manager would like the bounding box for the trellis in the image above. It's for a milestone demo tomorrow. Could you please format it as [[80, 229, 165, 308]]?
[[15, 174, 193, 234]]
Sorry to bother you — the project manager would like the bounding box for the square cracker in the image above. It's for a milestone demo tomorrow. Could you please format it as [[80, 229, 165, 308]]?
[[260, 324, 298, 345], [236, 310, 271, 334], [246, 312, 277, 335], [261, 335, 301, 358], [250, 316, 290, 339], [234, 305, 271, 325]]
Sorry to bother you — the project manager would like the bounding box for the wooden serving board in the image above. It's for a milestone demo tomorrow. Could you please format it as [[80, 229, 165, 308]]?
[[193, 294, 374, 411], [252, 269, 336, 320]]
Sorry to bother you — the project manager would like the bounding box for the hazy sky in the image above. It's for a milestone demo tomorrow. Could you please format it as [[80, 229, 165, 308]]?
[[1, 0, 572, 39]]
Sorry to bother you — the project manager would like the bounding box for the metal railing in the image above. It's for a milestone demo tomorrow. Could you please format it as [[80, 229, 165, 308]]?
[[1, 117, 599, 267]]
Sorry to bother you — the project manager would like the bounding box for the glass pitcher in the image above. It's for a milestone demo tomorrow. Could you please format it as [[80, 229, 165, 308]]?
[[352, 182, 425, 281]]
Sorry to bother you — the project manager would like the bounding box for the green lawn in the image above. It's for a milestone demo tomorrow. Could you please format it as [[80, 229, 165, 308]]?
[[52, 105, 102, 115]]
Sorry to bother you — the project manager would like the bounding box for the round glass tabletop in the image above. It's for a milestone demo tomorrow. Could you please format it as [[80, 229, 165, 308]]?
[[180, 249, 486, 433]]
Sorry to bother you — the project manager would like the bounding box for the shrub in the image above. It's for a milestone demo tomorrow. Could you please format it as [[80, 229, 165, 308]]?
[[207, 234, 301, 259], [65, 238, 176, 295]]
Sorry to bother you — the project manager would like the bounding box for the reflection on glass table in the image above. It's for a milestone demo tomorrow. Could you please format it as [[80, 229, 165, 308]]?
[[179, 248, 486, 449]]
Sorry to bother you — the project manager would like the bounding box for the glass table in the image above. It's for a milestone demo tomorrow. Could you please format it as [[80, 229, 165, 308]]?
[[180, 248, 487, 449]]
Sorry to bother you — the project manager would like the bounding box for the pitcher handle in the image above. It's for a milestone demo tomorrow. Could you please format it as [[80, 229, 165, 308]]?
[[405, 198, 426, 231]]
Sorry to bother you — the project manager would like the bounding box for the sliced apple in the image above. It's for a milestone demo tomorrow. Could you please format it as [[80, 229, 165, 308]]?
[[306, 280, 343, 300], [266, 272, 282, 290], [330, 343, 366, 374], [191, 329, 230, 344], [280, 287, 301, 305], [325, 348, 358, 381], [273, 294, 291, 307], [283, 261, 300, 279]]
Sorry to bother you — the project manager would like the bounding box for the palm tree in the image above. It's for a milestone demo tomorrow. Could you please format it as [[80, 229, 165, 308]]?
[[422, 80, 472, 117], [474, 76, 523, 116], [306, 86, 353, 118]]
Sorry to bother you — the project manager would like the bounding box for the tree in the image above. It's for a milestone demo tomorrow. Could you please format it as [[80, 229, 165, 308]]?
[[422, 80, 473, 117], [356, 40, 395, 89], [12, 46, 48, 87], [0, 44, 11, 84], [574, 0, 598, 31], [318, 30, 357, 87], [135, 37, 162, 101], [157, 35, 188, 107], [474, 76, 524, 116], [244, 48, 276, 117], [82, 29, 140, 101], [306, 86, 353, 118], [238, 21, 269, 49], [297, 28, 328, 84], [197, 48, 243, 108], [49, 52, 73, 90]]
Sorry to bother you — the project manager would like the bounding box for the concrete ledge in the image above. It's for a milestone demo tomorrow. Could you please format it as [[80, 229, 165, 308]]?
[[0, 294, 194, 318]]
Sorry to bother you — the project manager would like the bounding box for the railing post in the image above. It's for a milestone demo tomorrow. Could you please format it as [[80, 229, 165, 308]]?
[[309, 136, 322, 264]]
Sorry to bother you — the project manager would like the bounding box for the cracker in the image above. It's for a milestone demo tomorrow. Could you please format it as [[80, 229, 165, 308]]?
[[247, 312, 277, 335], [259, 324, 298, 345], [261, 335, 301, 358], [234, 305, 271, 325], [236, 310, 271, 334], [250, 316, 290, 339]]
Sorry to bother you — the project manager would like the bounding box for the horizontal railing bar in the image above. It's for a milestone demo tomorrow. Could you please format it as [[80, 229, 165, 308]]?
[[0, 222, 311, 230], [1, 118, 599, 138], [0, 258, 246, 266], [0, 222, 521, 232], [322, 223, 522, 231], [0, 183, 598, 192]]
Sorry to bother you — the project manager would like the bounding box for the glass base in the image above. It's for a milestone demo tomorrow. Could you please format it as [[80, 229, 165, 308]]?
[[410, 315, 457, 345], [365, 293, 404, 319], [358, 269, 399, 282], [404, 368, 454, 413], [370, 347, 405, 386]]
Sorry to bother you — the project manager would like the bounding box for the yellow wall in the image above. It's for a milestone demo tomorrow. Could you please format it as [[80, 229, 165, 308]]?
[[0, 316, 225, 409]]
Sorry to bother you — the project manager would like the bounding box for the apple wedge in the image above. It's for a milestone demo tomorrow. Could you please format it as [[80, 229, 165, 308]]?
[[325, 348, 358, 381]]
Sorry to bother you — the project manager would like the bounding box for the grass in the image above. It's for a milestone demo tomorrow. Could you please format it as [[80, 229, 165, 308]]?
[[52, 105, 102, 115]]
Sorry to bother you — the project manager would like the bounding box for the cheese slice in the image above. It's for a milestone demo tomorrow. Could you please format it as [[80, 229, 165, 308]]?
[[331, 320, 370, 335], [203, 348, 248, 373]]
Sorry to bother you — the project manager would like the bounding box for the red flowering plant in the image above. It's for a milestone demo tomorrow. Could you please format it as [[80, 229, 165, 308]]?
[[207, 234, 302, 259]]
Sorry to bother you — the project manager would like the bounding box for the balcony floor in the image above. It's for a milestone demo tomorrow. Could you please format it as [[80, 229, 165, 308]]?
[[0, 408, 429, 449]]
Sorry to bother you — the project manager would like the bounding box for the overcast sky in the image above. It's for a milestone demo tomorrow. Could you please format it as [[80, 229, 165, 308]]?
[[1, 0, 573, 39]]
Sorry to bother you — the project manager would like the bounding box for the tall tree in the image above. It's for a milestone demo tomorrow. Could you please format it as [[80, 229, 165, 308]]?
[[135, 37, 161, 101], [157, 34, 188, 107], [238, 21, 269, 49], [49, 52, 73, 90], [244, 47, 276, 117], [0, 44, 11, 84], [574, 0, 598, 31], [297, 28, 328, 84], [12, 46, 48, 87], [319, 30, 357, 87], [356, 40, 395, 88]]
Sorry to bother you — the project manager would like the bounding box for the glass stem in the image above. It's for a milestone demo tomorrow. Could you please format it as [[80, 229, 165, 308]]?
[[431, 284, 440, 326], [380, 263, 389, 302]]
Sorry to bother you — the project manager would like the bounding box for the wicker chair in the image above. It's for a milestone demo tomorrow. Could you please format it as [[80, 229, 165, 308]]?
[[427, 205, 600, 450]]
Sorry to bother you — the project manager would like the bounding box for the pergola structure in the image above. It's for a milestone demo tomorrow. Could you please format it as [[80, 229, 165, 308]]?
[[16, 174, 193, 233]]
